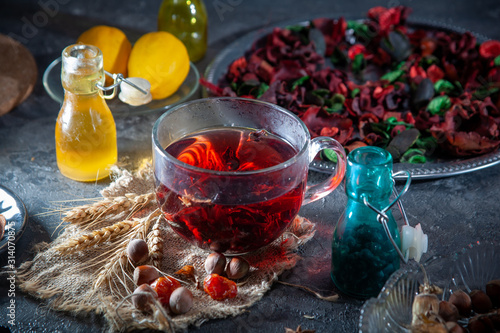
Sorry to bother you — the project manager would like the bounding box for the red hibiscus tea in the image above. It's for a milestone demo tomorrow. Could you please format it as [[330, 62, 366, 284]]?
[[153, 98, 346, 255], [155, 127, 305, 254]]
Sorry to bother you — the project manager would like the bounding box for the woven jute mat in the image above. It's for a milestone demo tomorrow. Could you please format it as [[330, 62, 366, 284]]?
[[16, 163, 316, 332]]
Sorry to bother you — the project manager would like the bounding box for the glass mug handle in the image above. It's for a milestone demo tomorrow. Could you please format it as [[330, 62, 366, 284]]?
[[303, 137, 347, 205]]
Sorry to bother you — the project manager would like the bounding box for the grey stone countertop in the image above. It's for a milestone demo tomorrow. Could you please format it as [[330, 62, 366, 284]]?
[[1, 0, 500, 332]]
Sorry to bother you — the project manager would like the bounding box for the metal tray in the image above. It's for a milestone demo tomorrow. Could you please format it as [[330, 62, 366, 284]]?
[[203, 17, 498, 180]]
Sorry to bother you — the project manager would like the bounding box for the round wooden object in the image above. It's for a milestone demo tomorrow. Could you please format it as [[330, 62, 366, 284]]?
[[0, 34, 38, 116]]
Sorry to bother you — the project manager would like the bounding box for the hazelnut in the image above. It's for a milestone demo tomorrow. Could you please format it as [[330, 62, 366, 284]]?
[[445, 321, 466, 333], [133, 265, 160, 286], [205, 252, 226, 275], [468, 315, 496, 333], [127, 239, 149, 263], [491, 312, 500, 330], [439, 300, 460, 322], [132, 284, 158, 312], [449, 290, 472, 317], [470, 289, 493, 314], [486, 279, 500, 307], [226, 256, 249, 280], [169, 286, 193, 315]]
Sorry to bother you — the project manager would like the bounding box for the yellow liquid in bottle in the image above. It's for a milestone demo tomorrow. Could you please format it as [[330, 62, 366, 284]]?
[[158, 0, 208, 62], [55, 44, 117, 182]]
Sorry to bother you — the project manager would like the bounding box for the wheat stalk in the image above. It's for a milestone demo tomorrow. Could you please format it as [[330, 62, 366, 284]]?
[[53, 220, 138, 255], [93, 248, 130, 298], [92, 210, 158, 296], [147, 214, 164, 268], [62, 193, 156, 228]]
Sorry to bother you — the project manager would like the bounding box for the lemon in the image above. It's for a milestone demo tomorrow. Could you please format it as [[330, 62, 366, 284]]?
[[77, 25, 132, 84], [127, 31, 190, 100]]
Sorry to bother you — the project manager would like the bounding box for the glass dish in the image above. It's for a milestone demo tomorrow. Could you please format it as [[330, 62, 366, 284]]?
[[203, 18, 500, 180], [0, 185, 28, 254], [359, 243, 500, 332], [43, 57, 200, 117]]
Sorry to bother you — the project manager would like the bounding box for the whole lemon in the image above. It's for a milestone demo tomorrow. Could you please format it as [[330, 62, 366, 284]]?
[[77, 25, 132, 84], [128, 31, 190, 100]]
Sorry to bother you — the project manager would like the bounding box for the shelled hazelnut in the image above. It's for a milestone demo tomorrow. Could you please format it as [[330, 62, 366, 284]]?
[[127, 239, 149, 264], [132, 284, 158, 312], [226, 257, 249, 280], [470, 289, 493, 314], [449, 290, 472, 317], [204, 252, 226, 275], [439, 300, 460, 322], [169, 287, 193, 315], [445, 321, 466, 333], [133, 265, 160, 286], [486, 280, 500, 307]]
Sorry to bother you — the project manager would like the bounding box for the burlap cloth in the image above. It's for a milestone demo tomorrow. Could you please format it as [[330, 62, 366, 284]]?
[[16, 163, 316, 332]]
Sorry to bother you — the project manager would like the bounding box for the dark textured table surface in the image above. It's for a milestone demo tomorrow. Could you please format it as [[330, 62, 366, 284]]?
[[1, 0, 500, 332]]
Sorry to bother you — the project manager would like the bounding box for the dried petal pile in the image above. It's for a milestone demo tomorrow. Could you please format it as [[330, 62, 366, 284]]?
[[202, 6, 500, 162]]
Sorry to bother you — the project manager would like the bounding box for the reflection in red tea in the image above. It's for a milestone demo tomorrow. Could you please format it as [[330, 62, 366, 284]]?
[[155, 127, 305, 254]]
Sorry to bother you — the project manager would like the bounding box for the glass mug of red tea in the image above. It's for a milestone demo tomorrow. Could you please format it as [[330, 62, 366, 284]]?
[[152, 97, 346, 254]]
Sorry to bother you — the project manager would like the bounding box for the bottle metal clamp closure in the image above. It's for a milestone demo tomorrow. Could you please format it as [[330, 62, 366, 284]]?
[[361, 170, 427, 264], [96, 71, 148, 100]]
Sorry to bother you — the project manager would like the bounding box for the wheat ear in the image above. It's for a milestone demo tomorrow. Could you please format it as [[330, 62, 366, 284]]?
[[53, 220, 138, 255], [147, 214, 164, 268], [62, 193, 156, 228], [92, 210, 157, 296]]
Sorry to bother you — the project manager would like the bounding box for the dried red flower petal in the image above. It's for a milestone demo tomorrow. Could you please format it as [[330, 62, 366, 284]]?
[[312, 17, 347, 56], [479, 40, 500, 59], [433, 131, 500, 156], [348, 44, 367, 60], [420, 37, 437, 57], [367, 6, 387, 20], [426, 64, 445, 83], [227, 57, 247, 82]]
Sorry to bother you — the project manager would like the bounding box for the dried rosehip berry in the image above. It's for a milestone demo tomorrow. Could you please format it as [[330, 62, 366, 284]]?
[[203, 274, 237, 301], [150, 276, 181, 306]]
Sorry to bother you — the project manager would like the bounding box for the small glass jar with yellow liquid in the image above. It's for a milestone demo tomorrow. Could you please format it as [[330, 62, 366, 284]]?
[[55, 44, 117, 182]]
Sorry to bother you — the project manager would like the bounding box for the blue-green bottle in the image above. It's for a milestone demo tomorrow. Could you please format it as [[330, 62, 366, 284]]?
[[331, 146, 400, 299]]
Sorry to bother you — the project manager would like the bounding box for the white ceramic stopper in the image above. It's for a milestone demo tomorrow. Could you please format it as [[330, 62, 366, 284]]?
[[118, 77, 152, 106], [401, 223, 428, 262]]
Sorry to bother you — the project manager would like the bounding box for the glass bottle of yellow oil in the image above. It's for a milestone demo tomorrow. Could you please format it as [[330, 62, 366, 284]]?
[[55, 44, 117, 182], [158, 0, 208, 62]]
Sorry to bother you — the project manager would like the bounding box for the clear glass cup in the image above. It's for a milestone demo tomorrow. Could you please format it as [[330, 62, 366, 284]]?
[[152, 97, 346, 254]]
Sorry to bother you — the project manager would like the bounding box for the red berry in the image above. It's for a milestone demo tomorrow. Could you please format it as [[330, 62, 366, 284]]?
[[150, 276, 181, 306], [203, 274, 237, 301]]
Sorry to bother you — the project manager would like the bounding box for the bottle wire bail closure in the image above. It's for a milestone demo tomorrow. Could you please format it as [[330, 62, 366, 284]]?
[[362, 170, 421, 264], [95, 71, 148, 100]]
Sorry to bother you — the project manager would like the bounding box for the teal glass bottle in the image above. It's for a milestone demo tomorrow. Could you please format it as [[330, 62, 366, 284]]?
[[331, 146, 401, 299]]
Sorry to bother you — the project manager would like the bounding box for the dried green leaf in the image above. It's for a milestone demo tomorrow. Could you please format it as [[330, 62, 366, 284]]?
[[352, 53, 365, 73], [427, 95, 451, 115], [434, 79, 455, 94], [495, 55, 500, 67], [381, 69, 404, 83], [291, 76, 310, 91], [321, 148, 338, 163]]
